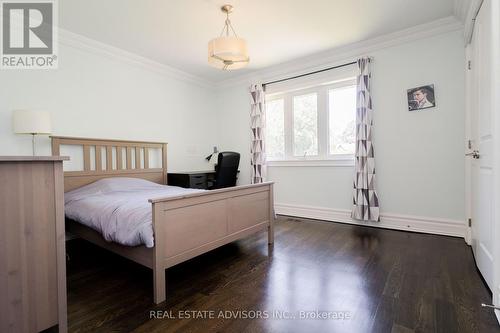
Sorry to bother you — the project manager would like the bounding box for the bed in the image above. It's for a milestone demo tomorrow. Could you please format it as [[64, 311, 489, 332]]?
[[51, 136, 274, 304]]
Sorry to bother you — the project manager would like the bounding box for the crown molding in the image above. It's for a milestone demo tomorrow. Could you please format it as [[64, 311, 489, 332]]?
[[453, 0, 470, 22], [58, 29, 215, 90], [215, 16, 464, 89], [454, 0, 483, 44], [57, 15, 464, 90]]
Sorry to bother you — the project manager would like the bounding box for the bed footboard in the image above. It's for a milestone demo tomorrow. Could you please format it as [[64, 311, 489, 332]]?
[[149, 182, 274, 304]]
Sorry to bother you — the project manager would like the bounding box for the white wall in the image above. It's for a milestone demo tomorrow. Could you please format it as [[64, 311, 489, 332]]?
[[0, 25, 466, 235], [216, 30, 466, 228], [0, 38, 218, 172], [372, 30, 465, 221]]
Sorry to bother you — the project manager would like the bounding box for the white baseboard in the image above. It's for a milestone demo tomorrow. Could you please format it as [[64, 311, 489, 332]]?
[[275, 203, 466, 239]]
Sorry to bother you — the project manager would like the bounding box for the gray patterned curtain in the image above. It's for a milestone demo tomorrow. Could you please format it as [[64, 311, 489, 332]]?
[[250, 84, 266, 184], [352, 58, 380, 221]]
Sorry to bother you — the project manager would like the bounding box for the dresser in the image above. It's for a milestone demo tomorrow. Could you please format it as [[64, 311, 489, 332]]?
[[0, 156, 68, 333]]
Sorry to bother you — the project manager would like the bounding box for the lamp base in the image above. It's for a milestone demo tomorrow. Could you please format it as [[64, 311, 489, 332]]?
[[31, 133, 36, 156]]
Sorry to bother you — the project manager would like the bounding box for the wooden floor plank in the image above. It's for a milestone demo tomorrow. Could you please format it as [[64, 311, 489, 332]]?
[[66, 217, 500, 333]]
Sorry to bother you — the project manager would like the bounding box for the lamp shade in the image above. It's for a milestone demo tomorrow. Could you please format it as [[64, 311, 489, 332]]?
[[208, 36, 249, 70], [13, 110, 52, 134]]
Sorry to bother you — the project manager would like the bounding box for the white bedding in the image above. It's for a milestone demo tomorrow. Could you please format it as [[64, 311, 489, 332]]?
[[64, 177, 204, 248]]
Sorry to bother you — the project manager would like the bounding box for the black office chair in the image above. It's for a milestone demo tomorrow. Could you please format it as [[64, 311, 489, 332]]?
[[212, 152, 240, 189]]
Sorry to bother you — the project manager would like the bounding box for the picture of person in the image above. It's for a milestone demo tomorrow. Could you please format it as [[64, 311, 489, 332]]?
[[407, 84, 436, 111]]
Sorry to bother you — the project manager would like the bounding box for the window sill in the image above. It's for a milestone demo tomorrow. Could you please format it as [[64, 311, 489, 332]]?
[[267, 159, 354, 167]]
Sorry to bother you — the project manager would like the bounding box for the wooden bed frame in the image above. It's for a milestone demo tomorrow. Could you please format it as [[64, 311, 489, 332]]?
[[51, 136, 274, 304]]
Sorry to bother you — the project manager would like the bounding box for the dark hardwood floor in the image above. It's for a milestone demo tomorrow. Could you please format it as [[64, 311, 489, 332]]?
[[66, 216, 500, 333]]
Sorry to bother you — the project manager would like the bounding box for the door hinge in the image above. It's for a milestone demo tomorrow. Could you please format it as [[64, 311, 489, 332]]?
[[468, 218, 472, 227], [468, 139, 473, 149], [468, 60, 472, 70]]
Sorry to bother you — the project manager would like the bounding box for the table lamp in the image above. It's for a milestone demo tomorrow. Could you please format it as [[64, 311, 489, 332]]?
[[13, 110, 52, 156], [205, 146, 219, 162]]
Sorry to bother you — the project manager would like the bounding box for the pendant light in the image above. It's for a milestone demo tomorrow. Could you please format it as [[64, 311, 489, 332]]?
[[208, 4, 249, 70]]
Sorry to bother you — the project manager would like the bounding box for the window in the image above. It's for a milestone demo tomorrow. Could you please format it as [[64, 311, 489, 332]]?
[[328, 85, 356, 155], [266, 99, 285, 160], [293, 93, 318, 157], [265, 78, 356, 165]]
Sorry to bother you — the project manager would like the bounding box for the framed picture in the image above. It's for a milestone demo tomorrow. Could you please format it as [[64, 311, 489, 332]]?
[[407, 84, 436, 111]]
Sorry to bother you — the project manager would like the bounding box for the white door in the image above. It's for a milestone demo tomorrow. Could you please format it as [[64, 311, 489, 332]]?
[[469, 0, 495, 290]]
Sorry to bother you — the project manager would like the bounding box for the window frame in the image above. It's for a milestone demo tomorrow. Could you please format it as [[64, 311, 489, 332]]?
[[291, 87, 320, 158], [264, 97, 286, 161], [265, 77, 356, 167], [325, 79, 357, 160]]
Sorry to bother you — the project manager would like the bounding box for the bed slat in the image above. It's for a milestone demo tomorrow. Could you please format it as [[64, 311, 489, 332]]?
[[95, 146, 102, 171], [116, 147, 123, 170], [106, 146, 113, 171], [135, 147, 141, 169], [126, 147, 132, 169], [144, 148, 149, 169], [83, 146, 91, 171]]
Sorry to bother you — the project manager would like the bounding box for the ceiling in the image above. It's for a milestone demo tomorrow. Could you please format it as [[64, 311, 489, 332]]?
[[60, 0, 456, 83]]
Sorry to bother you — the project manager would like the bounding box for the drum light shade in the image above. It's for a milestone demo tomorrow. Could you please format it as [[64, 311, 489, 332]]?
[[12, 109, 52, 155], [208, 36, 249, 70], [13, 110, 52, 134], [208, 4, 249, 71]]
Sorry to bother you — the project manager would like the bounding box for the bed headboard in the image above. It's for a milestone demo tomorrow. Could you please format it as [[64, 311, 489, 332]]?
[[51, 136, 167, 192]]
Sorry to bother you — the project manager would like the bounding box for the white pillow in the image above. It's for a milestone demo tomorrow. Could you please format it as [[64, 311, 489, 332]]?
[[96, 177, 162, 192], [64, 177, 162, 203]]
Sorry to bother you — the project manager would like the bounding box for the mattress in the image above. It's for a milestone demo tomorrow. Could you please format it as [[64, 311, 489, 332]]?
[[64, 177, 204, 248]]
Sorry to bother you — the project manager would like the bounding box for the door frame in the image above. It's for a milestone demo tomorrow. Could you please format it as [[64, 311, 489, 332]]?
[[464, 0, 485, 247], [491, 0, 500, 320], [464, 44, 472, 246], [465, 0, 500, 320]]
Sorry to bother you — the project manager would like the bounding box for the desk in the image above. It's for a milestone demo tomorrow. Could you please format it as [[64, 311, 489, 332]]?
[[168, 170, 216, 189], [168, 170, 240, 189]]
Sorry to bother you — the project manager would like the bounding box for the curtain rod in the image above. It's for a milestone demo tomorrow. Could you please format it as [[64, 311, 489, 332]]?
[[262, 61, 357, 87]]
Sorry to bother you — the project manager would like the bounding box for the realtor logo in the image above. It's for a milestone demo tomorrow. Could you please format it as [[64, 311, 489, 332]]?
[[1, 0, 58, 69]]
